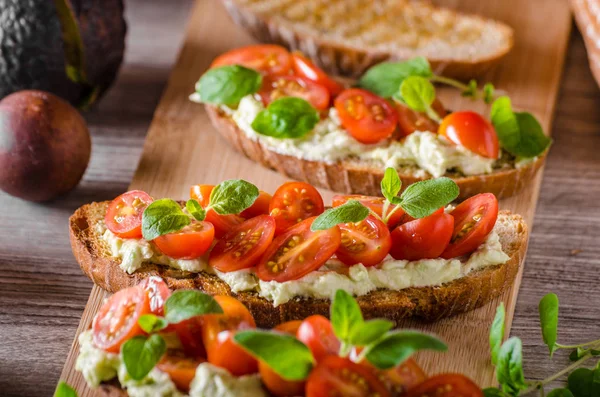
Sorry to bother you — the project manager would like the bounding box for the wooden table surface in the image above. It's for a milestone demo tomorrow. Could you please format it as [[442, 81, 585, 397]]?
[[1, 0, 599, 395]]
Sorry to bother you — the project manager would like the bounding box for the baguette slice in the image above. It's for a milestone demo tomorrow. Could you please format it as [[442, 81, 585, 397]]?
[[70, 201, 528, 328], [220, 0, 514, 79], [571, 0, 600, 88], [206, 105, 546, 200]]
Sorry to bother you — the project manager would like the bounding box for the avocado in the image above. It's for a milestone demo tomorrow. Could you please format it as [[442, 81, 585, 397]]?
[[0, 0, 126, 107]]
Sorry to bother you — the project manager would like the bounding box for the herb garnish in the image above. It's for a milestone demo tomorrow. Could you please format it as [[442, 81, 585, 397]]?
[[195, 65, 262, 106], [251, 97, 319, 139]]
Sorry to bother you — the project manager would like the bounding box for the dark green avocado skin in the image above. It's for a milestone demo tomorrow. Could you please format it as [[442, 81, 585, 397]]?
[[0, 0, 126, 106]]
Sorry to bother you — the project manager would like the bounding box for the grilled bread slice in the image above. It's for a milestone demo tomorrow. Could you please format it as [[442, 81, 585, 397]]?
[[221, 0, 514, 79]]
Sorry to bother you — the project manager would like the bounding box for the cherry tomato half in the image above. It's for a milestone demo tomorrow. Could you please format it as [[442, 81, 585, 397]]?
[[190, 184, 245, 239], [441, 193, 499, 259], [105, 190, 153, 238], [256, 217, 341, 282], [269, 182, 324, 234], [292, 52, 344, 97], [209, 215, 276, 272], [173, 316, 206, 359], [259, 360, 306, 397], [211, 44, 292, 75], [379, 358, 427, 396], [259, 75, 330, 110], [332, 194, 405, 229], [404, 373, 483, 397], [396, 98, 448, 137], [138, 276, 171, 316], [336, 216, 392, 267], [153, 221, 214, 259], [240, 190, 272, 219], [156, 355, 205, 393], [335, 89, 398, 144], [297, 315, 340, 362], [438, 111, 499, 159], [92, 286, 151, 353], [389, 208, 454, 261]]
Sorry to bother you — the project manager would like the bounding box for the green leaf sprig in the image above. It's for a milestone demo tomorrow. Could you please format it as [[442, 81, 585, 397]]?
[[195, 65, 262, 106], [394, 76, 441, 123], [251, 97, 319, 139], [54, 382, 78, 397]]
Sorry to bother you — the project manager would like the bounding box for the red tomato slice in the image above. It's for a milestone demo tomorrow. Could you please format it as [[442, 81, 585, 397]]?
[[153, 221, 214, 259], [259, 360, 306, 397], [441, 193, 499, 259], [306, 356, 391, 397], [256, 217, 341, 282], [190, 184, 245, 239], [389, 208, 454, 261], [332, 194, 405, 229], [173, 316, 207, 359], [240, 190, 272, 218], [269, 182, 324, 234], [379, 358, 427, 395], [291, 52, 344, 97], [104, 190, 153, 238], [211, 44, 292, 75], [404, 373, 483, 397], [138, 276, 171, 316], [209, 215, 276, 272], [336, 216, 392, 267], [274, 320, 303, 335], [438, 111, 499, 159], [297, 315, 341, 362], [334, 89, 398, 144], [396, 98, 447, 137], [259, 75, 330, 110], [92, 286, 151, 353], [156, 355, 205, 393]]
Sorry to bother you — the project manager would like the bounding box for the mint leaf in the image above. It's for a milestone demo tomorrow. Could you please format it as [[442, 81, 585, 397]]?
[[514, 112, 552, 158], [547, 390, 575, 397], [310, 200, 370, 231], [461, 79, 478, 99], [365, 330, 447, 370], [348, 319, 394, 347], [122, 334, 166, 381], [569, 347, 587, 362], [483, 83, 495, 104], [138, 314, 168, 333], [142, 199, 190, 240], [186, 199, 206, 221], [496, 337, 527, 395], [381, 167, 402, 204], [358, 58, 433, 98], [164, 290, 223, 324], [54, 382, 77, 397], [234, 330, 314, 381], [490, 303, 506, 366], [397, 76, 436, 112], [330, 289, 363, 342], [539, 293, 559, 357], [209, 179, 259, 215], [397, 177, 459, 219], [568, 368, 600, 397], [196, 65, 262, 106], [252, 97, 319, 139]]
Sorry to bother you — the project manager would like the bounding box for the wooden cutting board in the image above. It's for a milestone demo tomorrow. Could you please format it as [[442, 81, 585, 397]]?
[[59, 0, 572, 393]]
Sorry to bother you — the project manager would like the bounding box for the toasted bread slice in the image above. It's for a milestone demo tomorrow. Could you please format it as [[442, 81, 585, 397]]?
[[206, 105, 546, 201], [70, 200, 528, 328], [221, 0, 514, 79]]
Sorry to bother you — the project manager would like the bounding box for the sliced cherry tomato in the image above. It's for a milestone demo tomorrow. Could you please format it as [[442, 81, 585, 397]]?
[[332, 194, 405, 229], [209, 215, 276, 272], [306, 356, 391, 397], [259, 361, 306, 397], [379, 359, 427, 396], [211, 44, 292, 75], [274, 320, 303, 335], [256, 217, 341, 282], [259, 75, 330, 110], [92, 286, 151, 353], [104, 190, 153, 238], [438, 111, 499, 159], [153, 220, 214, 259], [291, 52, 344, 97], [173, 316, 206, 359], [441, 193, 499, 259], [269, 182, 324, 234], [389, 208, 454, 261], [334, 89, 398, 144], [156, 355, 205, 393], [404, 373, 483, 397], [297, 315, 340, 362], [396, 98, 448, 137], [138, 276, 171, 316], [336, 215, 392, 267], [190, 184, 245, 239], [240, 190, 272, 218]]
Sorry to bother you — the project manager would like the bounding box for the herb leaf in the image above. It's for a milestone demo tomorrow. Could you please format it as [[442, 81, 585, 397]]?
[[539, 293, 559, 357], [348, 319, 394, 347], [142, 199, 190, 240], [164, 290, 223, 324], [398, 76, 436, 112], [186, 199, 206, 221], [461, 79, 478, 99], [138, 314, 169, 334], [568, 368, 600, 397], [490, 303, 506, 366], [234, 330, 314, 381], [54, 382, 77, 397], [196, 65, 262, 106], [547, 389, 575, 397], [496, 337, 527, 395], [483, 83, 496, 104], [397, 177, 459, 219], [358, 58, 433, 98], [330, 289, 363, 342], [483, 388, 509, 397], [122, 334, 166, 381], [310, 200, 370, 231], [209, 179, 259, 215], [252, 97, 319, 139], [381, 167, 402, 204]]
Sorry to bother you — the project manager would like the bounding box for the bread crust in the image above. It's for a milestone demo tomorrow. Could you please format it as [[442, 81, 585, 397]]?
[[205, 105, 546, 200]]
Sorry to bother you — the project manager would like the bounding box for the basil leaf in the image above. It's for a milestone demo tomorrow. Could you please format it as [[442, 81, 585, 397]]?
[[186, 199, 206, 221], [397, 177, 459, 219], [348, 319, 394, 347], [142, 199, 190, 240], [398, 76, 436, 112], [310, 200, 370, 231], [164, 290, 223, 324], [461, 79, 478, 99], [490, 303, 506, 366], [568, 368, 600, 397], [122, 334, 166, 381], [483, 388, 508, 397], [251, 97, 319, 139], [539, 293, 559, 357], [547, 390, 575, 397], [234, 330, 314, 381], [330, 289, 363, 342], [483, 83, 495, 104], [209, 179, 259, 215], [54, 382, 77, 397], [496, 337, 527, 394], [365, 331, 448, 370], [196, 65, 262, 106], [381, 167, 402, 203], [138, 314, 169, 333], [569, 347, 587, 362], [514, 112, 552, 158], [358, 57, 432, 98]]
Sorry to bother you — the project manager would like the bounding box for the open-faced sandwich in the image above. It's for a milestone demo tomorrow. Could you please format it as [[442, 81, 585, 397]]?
[[74, 280, 485, 396], [191, 44, 551, 200], [70, 172, 528, 327]]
